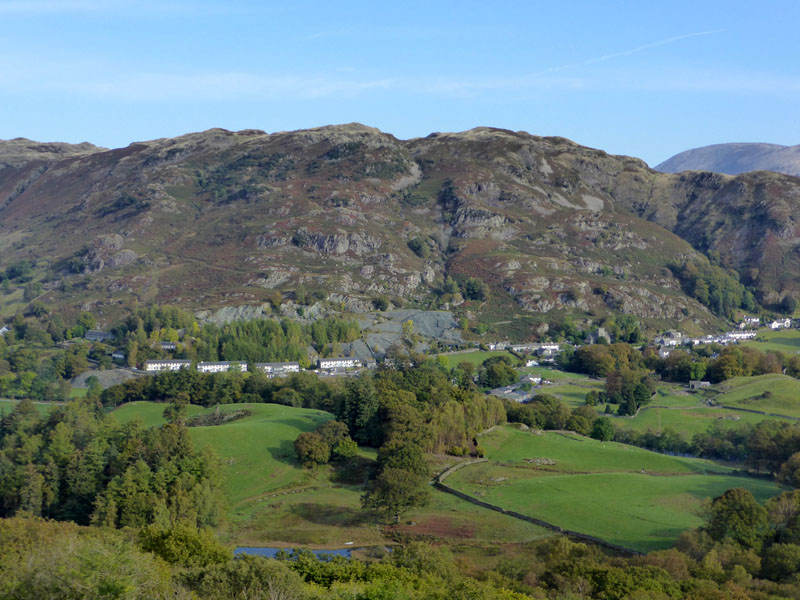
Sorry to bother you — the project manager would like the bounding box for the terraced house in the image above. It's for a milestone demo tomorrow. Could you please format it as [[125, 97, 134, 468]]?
[[318, 357, 360, 371], [197, 361, 248, 373], [144, 359, 191, 372], [254, 362, 301, 377]]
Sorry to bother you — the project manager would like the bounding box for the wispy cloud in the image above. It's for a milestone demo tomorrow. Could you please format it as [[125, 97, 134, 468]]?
[[0, 28, 793, 103]]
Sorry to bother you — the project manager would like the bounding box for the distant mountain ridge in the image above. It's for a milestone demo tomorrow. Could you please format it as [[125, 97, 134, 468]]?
[[656, 142, 800, 176], [1, 125, 800, 337]]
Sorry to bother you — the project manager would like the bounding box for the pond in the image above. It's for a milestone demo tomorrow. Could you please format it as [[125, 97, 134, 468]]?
[[234, 546, 379, 560]]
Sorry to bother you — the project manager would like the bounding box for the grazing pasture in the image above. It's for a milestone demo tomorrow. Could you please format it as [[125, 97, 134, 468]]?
[[0, 399, 57, 416], [437, 350, 517, 369], [446, 426, 784, 552], [710, 374, 800, 419], [742, 329, 800, 354]]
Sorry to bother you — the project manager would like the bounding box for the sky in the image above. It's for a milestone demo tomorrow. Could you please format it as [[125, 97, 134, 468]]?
[[1, 0, 798, 166]]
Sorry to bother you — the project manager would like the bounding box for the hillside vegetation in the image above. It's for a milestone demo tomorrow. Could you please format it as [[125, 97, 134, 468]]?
[[3, 125, 800, 335]]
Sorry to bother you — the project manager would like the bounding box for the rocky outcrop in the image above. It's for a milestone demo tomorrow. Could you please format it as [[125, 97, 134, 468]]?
[[292, 229, 382, 255]]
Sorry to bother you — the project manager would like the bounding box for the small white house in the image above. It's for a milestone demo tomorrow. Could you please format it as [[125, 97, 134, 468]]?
[[658, 347, 672, 359], [537, 344, 561, 356], [770, 318, 791, 330], [254, 362, 301, 377], [0, 326, 9, 336], [526, 359, 539, 367], [112, 351, 126, 362], [197, 361, 247, 373], [144, 359, 191, 372], [319, 357, 360, 370]]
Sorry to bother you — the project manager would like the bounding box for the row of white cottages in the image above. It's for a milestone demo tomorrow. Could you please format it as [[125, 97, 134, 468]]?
[[143, 356, 363, 375]]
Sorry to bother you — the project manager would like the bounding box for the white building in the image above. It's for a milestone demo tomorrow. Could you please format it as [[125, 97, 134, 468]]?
[[487, 341, 509, 351], [319, 357, 360, 370], [739, 316, 760, 329], [537, 344, 561, 356], [658, 347, 672, 359], [254, 362, 301, 377], [770, 318, 792, 330], [725, 331, 757, 341], [112, 351, 126, 362], [510, 343, 536, 353], [0, 326, 9, 336], [197, 361, 247, 373], [144, 359, 191, 372]]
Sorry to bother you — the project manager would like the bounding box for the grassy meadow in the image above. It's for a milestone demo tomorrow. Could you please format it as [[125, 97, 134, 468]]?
[[742, 329, 800, 354], [437, 350, 517, 369], [709, 374, 800, 418], [110, 400, 554, 548], [0, 398, 58, 416], [446, 426, 784, 552], [112, 402, 332, 517]]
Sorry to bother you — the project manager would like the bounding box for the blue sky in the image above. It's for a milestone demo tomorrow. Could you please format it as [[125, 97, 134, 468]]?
[[1, 0, 798, 165]]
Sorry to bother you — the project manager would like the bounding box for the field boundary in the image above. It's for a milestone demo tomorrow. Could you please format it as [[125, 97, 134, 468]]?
[[433, 460, 642, 556], [713, 404, 800, 421], [433, 479, 642, 556]]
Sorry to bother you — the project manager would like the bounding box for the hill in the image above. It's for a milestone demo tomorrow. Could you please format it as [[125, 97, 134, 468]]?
[[3, 125, 800, 334], [656, 142, 800, 177]]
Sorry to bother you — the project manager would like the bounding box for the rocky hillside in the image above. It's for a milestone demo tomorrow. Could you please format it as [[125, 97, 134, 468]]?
[[656, 142, 800, 177], [1, 125, 799, 337]]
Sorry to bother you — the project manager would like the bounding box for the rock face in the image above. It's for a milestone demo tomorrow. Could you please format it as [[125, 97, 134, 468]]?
[[656, 142, 800, 177], [2, 124, 800, 333]]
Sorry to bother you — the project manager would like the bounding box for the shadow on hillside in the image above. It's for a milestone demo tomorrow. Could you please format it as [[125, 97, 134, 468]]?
[[289, 502, 370, 527], [267, 439, 297, 464], [267, 417, 317, 430]]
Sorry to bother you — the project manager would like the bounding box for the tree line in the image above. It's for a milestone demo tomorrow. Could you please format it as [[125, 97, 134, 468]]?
[[0, 397, 225, 529]]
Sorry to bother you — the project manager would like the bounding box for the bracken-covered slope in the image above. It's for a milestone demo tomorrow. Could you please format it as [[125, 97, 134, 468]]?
[[656, 142, 800, 177], [1, 125, 799, 335]]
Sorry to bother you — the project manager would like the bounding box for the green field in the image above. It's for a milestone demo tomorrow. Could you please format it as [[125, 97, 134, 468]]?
[[110, 400, 555, 548], [613, 386, 771, 437], [437, 350, 518, 369], [614, 404, 768, 438], [742, 329, 800, 354], [476, 426, 729, 474], [111, 402, 331, 518], [239, 477, 553, 548], [0, 399, 59, 416], [446, 426, 783, 552], [711, 374, 800, 418], [111, 401, 208, 428]]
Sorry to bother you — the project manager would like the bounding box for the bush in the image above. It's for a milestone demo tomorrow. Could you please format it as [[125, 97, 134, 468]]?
[[138, 524, 231, 567], [407, 237, 431, 259], [591, 417, 614, 441], [293, 432, 330, 467]]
